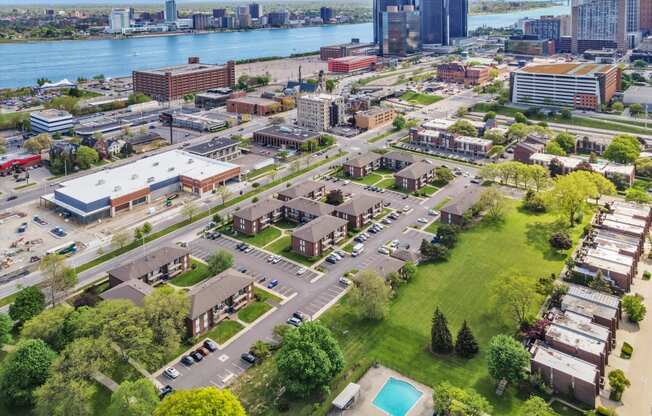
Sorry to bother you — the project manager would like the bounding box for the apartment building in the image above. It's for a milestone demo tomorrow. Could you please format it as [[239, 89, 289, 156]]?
[[283, 197, 335, 224], [440, 187, 483, 226], [437, 62, 491, 86], [381, 150, 421, 171], [333, 194, 384, 229], [529, 153, 635, 186], [226, 96, 279, 116], [394, 161, 436, 192], [291, 216, 348, 257], [342, 153, 382, 178], [107, 246, 190, 287], [544, 324, 608, 375], [232, 198, 285, 235], [410, 129, 493, 157], [296, 94, 346, 131], [276, 180, 326, 202]]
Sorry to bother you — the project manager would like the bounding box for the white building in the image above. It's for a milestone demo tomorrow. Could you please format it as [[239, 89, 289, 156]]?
[[30, 109, 75, 134], [296, 94, 345, 131], [108, 8, 131, 34]]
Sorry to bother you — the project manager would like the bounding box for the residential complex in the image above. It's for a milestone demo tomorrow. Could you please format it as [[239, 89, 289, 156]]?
[[232, 198, 285, 235], [296, 94, 346, 131], [40, 150, 240, 223], [107, 246, 190, 287], [133, 57, 236, 101], [30, 109, 75, 134], [333, 194, 384, 229], [276, 180, 326, 202], [509, 63, 621, 110], [291, 215, 348, 257], [571, 0, 627, 53], [394, 161, 436, 192]]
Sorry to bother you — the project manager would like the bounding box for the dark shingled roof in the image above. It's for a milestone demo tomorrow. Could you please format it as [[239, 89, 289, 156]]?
[[345, 153, 382, 168], [363, 256, 406, 278], [234, 198, 285, 221], [284, 197, 335, 217], [292, 216, 348, 243], [277, 180, 324, 200], [188, 269, 254, 319], [394, 160, 435, 180], [100, 279, 154, 307], [335, 194, 383, 216], [383, 150, 421, 164], [440, 188, 483, 216], [108, 246, 189, 284]]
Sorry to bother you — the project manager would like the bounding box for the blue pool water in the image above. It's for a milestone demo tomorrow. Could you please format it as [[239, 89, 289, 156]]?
[[372, 377, 423, 416]]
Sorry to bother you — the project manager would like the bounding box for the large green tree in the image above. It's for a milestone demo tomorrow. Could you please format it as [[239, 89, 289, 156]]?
[[546, 172, 597, 226], [108, 379, 160, 416], [448, 119, 478, 137], [276, 321, 344, 397], [154, 387, 245, 416], [0, 313, 12, 348], [39, 254, 77, 305], [486, 335, 530, 384], [603, 135, 641, 164], [349, 270, 391, 320], [490, 274, 541, 326], [431, 307, 454, 354], [432, 382, 493, 415], [34, 374, 96, 416], [520, 395, 558, 416], [554, 132, 576, 154], [74, 145, 99, 169], [454, 320, 479, 358], [0, 339, 56, 407], [144, 286, 190, 357], [207, 249, 234, 276], [9, 286, 45, 323], [622, 294, 646, 323], [20, 304, 73, 351]]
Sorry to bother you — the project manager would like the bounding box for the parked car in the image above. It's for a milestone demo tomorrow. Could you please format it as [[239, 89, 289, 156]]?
[[190, 351, 204, 362], [402, 205, 410, 213], [196, 347, 210, 356], [296, 267, 307, 275], [272, 256, 281, 264], [244, 246, 254, 253], [339, 277, 351, 286], [6, 195, 17, 201], [325, 256, 337, 264], [33, 216, 48, 226], [159, 385, 174, 399], [181, 355, 195, 366], [29, 256, 41, 263], [164, 367, 180, 379], [378, 247, 390, 255], [17, 222, 27, 233], [417, 218, 428, 224], [50, 227, 67, 238], [287, 317, 302, 327], [267, 255, 275, 262], [293, 312, 305, 321], [267, 279, 279, 289], [237, 266, 248, 273], [241, 353, 257, 364], [390, 240, 400, 248], [382, 218, 392, 225]]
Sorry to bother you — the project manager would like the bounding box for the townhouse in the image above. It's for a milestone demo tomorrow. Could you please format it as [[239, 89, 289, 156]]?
[[552, 311, 613, 353], [291, 216, 348, 257], [333, 194, 384, 229], [284, 197, 335, 224], [107, 246, 190, 288], [529, 153, 635, 187], [232, 199, 285, 235], [394, 161, 436, 192], [410, 129, 493, 157], [544, 324, 608, 375], [561, 294, 619, 334], [186, 268, 255, 337], [276, 180, 326, 202]]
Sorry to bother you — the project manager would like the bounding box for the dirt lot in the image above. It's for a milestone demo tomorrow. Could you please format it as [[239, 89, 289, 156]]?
[[236, 55, 326, 84]]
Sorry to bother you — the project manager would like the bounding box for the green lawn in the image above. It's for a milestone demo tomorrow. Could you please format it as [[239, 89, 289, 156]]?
[[266, 235, 321, 266], [400, 91, 444, 106], [170, 259, 211, 287], [434, 196, 452, 210], [247, 164, 277, 180], [421, 185, 439, 196], [203, 320, 245, 345], [224, 225, 282, 248], [352, 173, 383, 186], [232, 200, 591, 415], [238, 302, 273, 323], [254, 287, 282, 304], [376, 177, 396, 190], [274, 220, 297, 230], [424, 221, 439, 234]]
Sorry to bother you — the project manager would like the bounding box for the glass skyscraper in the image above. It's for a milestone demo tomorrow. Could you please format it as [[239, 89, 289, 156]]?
[[164, 0, 177, 23]]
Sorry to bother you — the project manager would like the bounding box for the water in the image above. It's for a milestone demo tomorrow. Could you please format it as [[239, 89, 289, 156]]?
[[0, 4, 570, 89], [372, 377, 423, 416]]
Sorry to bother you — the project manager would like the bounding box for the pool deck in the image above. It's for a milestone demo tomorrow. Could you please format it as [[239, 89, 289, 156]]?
[[340, 365, 433, 416]]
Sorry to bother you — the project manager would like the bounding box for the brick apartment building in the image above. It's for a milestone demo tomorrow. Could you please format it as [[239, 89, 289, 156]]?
[[232, 199, 285, 235], [133, 57, 236, 101], [437, 62, 491, 86], [107, 246, 190, 288], [394, 161, 436, 192], [342, 153, 382, 178], [226, 96, 280, 116], [333, 194, 383, 229], [276, 180, 326, 202], [291, 216, 348, 257], [284, 197, 335, 224]]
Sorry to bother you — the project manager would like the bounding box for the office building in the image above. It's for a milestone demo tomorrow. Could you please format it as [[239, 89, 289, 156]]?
[[509, 63, 621, 110], [109, 8, 130, 34], [505, 35, 556, 56], [642, 0, 652, 32], [192, 13, 211, 30], [267, 10, 290, 26], [382, 5, 421, 56], [328, 55, 378, 73], [373, 0, 417, 44], [320, 7, 334, 22], [164, 0, 177, 23], [355, 107, 396, 129], [212, 8, 226, 18], [320, 39, 375, 60], [195, 88, 233, 109], [571, 0, 626, 53], [627, 0, 641, 47], [249, 3, 262, 19], [437, 62, 490, 86], [420, 0, 467, 45], [40, 150, 240, 223], [449, 0, 468, 39], [297, 94, 345, 131], [226, 96, 279, 116], [253, 125, 321, 149], [236, 6, 251, 28], [524, 15, 562, 40], [133, 57, 236, 101], [30, 109, 75, 134]]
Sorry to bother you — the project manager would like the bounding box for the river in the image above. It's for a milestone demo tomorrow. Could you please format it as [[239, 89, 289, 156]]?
[[0, 5, 570, 88]]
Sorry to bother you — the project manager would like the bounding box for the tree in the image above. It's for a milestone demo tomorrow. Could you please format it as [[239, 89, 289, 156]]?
[[23, 134, 52, 153], [454, 320, 479, 358], [546, 172, 596, 226], [491, 274, 540, 326], [216, 185, 231, 205], [545, 141, 566, 156], [111, 230, 130, 250], [549, 232, 572, 251], [325, 79, 336, 93], [603, 135, 641, 164], [420, 240, 450, 262], [432, 382, 493, 416], [612, 102, 624, 113], [554, 132, 576, 153], [276, 321, 344, 397], [430, 307, 454, 354], [108, 379, 160, 416], [34, 374, 96, 416], [144, 286, 190, 355], [393, 115, 406, 130], [181, 201, 198, 222], [633, 59, 648, 69], [589, 270, 611, 293], [20, 304, 73, 351], [403, 261, 417, 282], [436, 224, 459, 248], [349, 270, 391, 320], [102, 305, 155, 366], [520, 396, 557, 416], [484, 128, 507, 145], [507, 123, 530, 141], [448, 119, 478, 137], [483, 111, 497, 121], [434, 166, 455, 184], [622, 294, 646, 323], [625, 188, 651, 203], [455, 106, 469, 117], [527, 165, 549, 191], [576, 171, 616, 204], [560, 109, 572, 119], [9, 285, 45, 323], [629, 103, 644, 117], [154, 387, 245, 416], [0, 313, 12, 348], [514, 112, 528, 123], [39, 254, 77, 305], [326, 189, 344, 205], [487, 334, 530, 384], [0, 339, 56, 407], [207, 249, 234, 276], [478, 187, 506, 221], [608, 369, 630, 401]]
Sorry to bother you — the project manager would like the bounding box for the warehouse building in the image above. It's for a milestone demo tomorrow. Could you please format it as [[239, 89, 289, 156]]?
[[40, 150, 240, 223]]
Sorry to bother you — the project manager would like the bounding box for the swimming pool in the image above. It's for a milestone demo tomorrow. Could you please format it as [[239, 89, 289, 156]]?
[[372, 377, 423, 416]]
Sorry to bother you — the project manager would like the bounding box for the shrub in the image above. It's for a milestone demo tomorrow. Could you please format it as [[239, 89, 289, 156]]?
[[549, 232, 572, 250], [621, 342, 633, 359], [643, 271, 651, 280], [596, 405, 618, 416]]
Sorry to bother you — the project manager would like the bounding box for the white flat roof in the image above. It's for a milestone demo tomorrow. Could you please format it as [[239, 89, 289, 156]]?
[[546, 324, 606, 356], [532, 343, 598, 385], [55, 150, 239, 204], [332, 382, 360, 409]]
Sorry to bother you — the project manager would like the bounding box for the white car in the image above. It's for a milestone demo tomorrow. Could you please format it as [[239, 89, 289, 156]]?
[[378, 247, 390, 255], [402, 205, 410, 213], [428, 209, 439, 216], [417, 218, 429, 224], [339, 277, 351, 286], [267, 255, 275, 262], [164, 367, 180, 379], [390, 240, 400, 248], [296, 267, 307, 275], [272, 256, 281, 264], [343, 180, 350, 185]]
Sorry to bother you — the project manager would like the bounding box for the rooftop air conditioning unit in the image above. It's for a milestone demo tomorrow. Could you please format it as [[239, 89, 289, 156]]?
[[188, 159, 194, 164], [168, 167, 175, 171], [131, 174, 138, 180], [153, 162, 159, 166], [147, 177, 155, 183], [96, 179, 105, 186], [114, 185, 121, 192]]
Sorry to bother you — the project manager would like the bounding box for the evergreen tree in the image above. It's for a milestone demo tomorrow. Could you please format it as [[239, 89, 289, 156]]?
[[431, 307, 453, 354], [454, 320, 479, 358]]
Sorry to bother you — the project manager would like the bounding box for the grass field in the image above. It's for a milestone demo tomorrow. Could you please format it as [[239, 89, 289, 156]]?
[[400, 91, 444, 106], [351, 172, 383, 186], [238, 302, 273, 323], [376, 177, 396, 190], [265, 235, 321, 266], [170, 259, 211, 287], [420, 185, 439, 196], [254, 287, 282, 304], [232, 200, 591, 415], [204, 320, 245, 345], [224, 226, 282, 248]]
